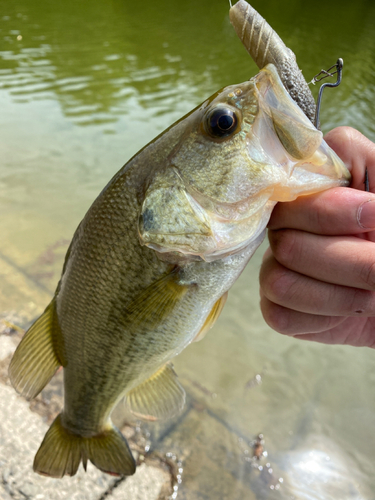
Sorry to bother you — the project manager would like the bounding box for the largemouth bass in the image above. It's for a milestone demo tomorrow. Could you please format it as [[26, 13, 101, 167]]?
[[9, 0, 350, 478]]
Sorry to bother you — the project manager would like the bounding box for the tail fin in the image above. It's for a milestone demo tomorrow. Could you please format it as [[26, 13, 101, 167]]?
[[34, 414, 136, 478]]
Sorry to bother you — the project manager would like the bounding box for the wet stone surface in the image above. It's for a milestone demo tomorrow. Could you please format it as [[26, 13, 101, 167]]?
[[0, 315, 264, 500], [0, 382, 115, 500], [0, 378, 176, 500]]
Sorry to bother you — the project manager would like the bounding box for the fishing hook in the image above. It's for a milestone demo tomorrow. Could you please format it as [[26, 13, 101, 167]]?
[[311, 59, 370, 192], [313, 58, 343, 129]]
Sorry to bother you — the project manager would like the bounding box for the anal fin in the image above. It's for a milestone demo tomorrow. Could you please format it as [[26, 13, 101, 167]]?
[[193, 292, 228, 343], [126, 364, 186, 421], [8, 298, 64, 400]]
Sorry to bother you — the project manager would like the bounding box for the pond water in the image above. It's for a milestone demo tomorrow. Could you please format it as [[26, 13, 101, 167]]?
[[1, 0, 375, 498]]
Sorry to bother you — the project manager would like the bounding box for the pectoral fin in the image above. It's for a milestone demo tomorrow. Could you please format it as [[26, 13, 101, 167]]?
[[8, 298, 65, 400], [193, 292, 228, 343], [126, 364, 186, 421], [125, 270, 189, 329]]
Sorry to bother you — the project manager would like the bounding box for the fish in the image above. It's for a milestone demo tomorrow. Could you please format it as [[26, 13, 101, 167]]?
[[8, 0, 350, 478]]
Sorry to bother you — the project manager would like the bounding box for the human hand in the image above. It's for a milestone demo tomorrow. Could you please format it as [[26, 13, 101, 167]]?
[[259, 126, 375, 347]]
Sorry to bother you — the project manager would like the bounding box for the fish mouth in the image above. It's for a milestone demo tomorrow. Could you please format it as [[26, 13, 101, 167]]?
[[247, 64, 350, 201]]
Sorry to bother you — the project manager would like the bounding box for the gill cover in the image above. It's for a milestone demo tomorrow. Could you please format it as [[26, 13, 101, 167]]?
[[138, 64, 350, 261], [139, 168, 215, 255]]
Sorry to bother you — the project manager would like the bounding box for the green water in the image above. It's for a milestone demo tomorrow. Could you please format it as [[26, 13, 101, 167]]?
[[1, 0, 375, 498]]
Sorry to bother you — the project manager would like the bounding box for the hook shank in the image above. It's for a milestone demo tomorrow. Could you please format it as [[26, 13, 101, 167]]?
[[314, 58, 343, 129]]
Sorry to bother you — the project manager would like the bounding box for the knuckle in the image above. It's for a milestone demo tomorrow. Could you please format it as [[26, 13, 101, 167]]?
[[325, 126, 357, 150], [360, 260, 375, 290], [269, 229, 298, 268], [349, 288, 375, 315], [260, 262, 295, 304], [261, 300, 292, 334], [312, 199, 329, 234]]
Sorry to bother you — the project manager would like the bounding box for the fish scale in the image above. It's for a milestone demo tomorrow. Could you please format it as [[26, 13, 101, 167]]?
[[8, 1, 350, 478]]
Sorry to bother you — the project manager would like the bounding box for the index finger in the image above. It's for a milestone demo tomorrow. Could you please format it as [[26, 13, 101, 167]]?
[[268, 187, 375, 234], [325, 127, 375, 191]]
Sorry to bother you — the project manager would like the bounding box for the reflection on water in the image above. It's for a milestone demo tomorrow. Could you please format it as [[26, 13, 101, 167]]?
[[282, 439, 366, 500], [1, 0, 375, 498], [0, 0, 230, 126], [2, 0, 375, 132]]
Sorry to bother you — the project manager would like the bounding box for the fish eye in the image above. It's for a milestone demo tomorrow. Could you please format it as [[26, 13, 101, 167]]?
[[205, 106, 239, 139]]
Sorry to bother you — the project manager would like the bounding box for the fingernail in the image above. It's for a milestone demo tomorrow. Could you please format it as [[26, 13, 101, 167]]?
[[358, 200, 375, 228]]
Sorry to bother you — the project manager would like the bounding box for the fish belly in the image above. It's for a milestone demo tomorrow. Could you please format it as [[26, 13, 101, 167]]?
[[59, 234, 261, 434]]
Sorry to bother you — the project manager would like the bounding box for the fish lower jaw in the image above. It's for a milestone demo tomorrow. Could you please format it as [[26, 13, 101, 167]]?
[[141, 199, 276, 263], [141, 232, 216, 261], [144, 226, 268, 264]]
